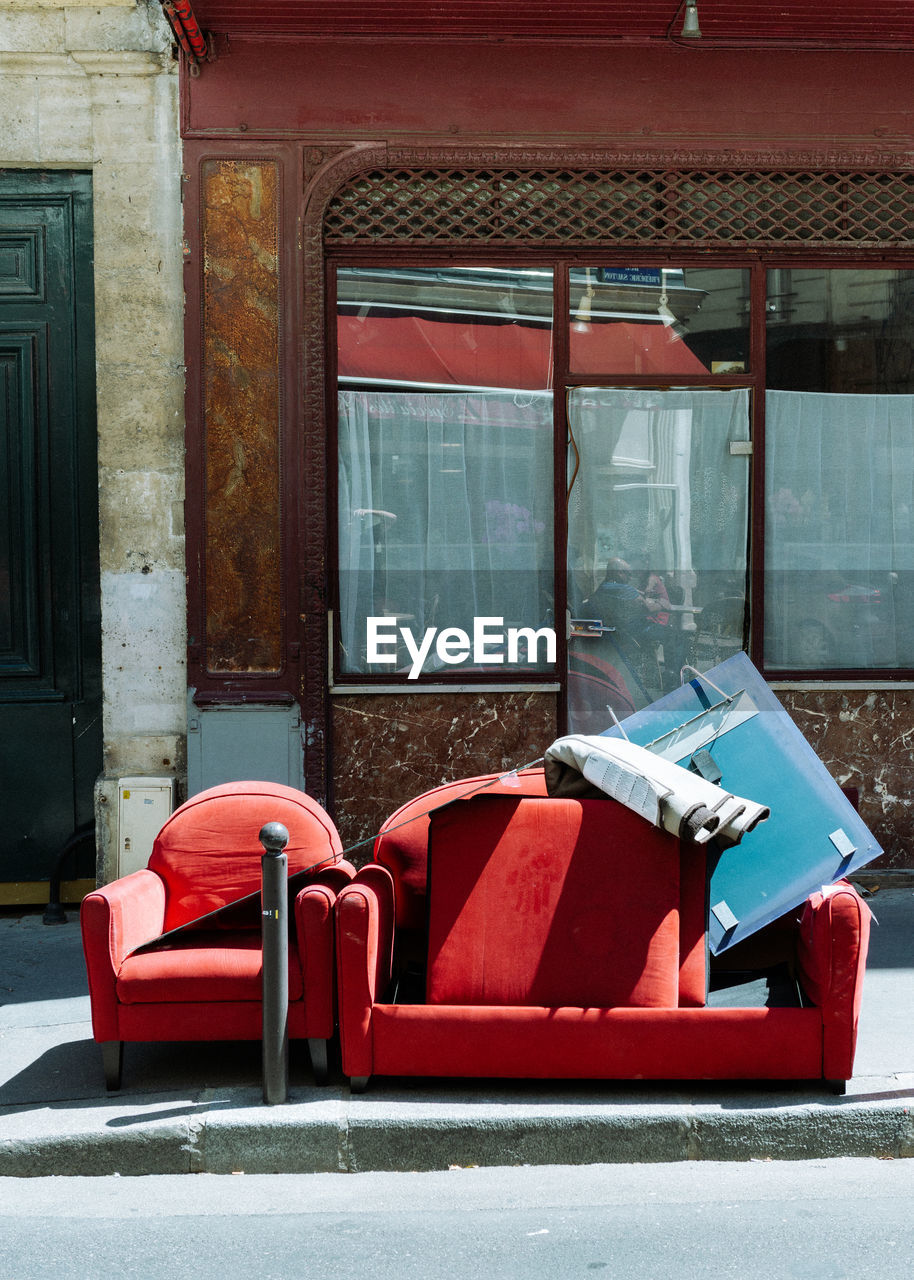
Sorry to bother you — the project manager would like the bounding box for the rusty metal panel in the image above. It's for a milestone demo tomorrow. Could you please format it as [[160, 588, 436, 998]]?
[[201, 158, 282, 672]]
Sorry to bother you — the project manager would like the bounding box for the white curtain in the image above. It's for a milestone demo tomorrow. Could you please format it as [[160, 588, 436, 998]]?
[[765, 390, 914, 668], [338, 388, 554, 675]]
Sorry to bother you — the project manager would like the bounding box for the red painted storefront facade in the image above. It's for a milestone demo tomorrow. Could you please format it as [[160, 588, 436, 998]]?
[[176, 10, 914, 863]]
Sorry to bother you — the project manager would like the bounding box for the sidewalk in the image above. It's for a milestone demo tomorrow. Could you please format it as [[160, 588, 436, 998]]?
[[2, 880, 912, 1177]]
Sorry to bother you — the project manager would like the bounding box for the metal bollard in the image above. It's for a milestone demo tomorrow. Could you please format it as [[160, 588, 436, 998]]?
[[259, 821, 290, 1105]]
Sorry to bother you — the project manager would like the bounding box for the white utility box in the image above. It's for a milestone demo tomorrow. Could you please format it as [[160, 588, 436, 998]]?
[[117, 777, 176, 877]]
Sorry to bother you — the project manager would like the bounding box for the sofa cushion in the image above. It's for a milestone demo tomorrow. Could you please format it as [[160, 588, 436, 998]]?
[[426, 794, 681, 1009], [116, 931, 304, 1004]]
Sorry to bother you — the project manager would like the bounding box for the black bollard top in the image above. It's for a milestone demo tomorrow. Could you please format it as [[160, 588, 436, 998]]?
[[259, 822, 290, 855]]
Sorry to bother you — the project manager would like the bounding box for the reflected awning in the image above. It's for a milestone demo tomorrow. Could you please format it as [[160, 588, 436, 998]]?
[[337, 314, 707, 390]]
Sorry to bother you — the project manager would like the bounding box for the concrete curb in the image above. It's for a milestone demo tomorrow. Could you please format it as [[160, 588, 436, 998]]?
[[3, 1081, 913, 1177]]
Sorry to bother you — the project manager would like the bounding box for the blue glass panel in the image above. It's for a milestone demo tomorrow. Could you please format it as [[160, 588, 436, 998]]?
[[606, 651, 882, 953]]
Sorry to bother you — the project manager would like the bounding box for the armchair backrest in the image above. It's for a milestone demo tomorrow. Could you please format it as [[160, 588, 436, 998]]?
[[426, 793, 683, 1009], [148, 781, 342, 931]]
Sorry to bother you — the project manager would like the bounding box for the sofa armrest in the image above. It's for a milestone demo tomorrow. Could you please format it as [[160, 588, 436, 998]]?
[[312, 859, 358, 894], [80, 870, 167, 1042], [795, 880, 872, 1082], [335, 865, 396, 1081], [293, 861, 357, 1038]]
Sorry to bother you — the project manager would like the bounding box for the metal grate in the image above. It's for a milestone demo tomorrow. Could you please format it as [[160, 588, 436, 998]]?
[[324, 167, 914, 248]]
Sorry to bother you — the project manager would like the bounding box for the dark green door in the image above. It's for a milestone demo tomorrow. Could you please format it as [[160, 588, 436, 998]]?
[[0, 171, 101, 890]]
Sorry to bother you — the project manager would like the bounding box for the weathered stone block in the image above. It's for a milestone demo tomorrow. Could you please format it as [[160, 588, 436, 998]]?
[[100, 567, 186, 737], [0, 77, 39, 157], [0, 11, 65, 53], [98, 468, 185, 571], [65, 4, 166, 55], [36, 77, 93, 160], [94, 273, 184, 363], [96, 360, 185, 472]]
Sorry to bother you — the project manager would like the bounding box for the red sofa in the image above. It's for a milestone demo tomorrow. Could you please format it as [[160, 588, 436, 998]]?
[[81, 781, 355, 1089], [336, 781, 871, 1092]]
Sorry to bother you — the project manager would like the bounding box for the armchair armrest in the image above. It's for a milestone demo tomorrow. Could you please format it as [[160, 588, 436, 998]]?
[[796, 881, 872, 1082], [80, 870, 167, 1042], [293, 860, 357, 1038], [335, 865, 396, 1081]]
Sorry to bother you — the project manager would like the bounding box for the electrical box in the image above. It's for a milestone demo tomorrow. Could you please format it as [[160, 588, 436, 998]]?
[[117, 777, 176, 877]]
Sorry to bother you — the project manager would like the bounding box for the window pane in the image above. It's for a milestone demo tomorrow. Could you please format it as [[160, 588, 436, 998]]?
[[337, 267, 555, 678], [765, 270, 914, 671], [566, 388, 750, 730], [568, 267, 750, 375], [766, 269, 914, 394]]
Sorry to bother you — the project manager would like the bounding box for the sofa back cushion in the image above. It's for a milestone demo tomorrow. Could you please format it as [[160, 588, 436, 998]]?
[[374, 770, 549, 930], [148, 781, 342, 932], [426, 793, 681, 1009]]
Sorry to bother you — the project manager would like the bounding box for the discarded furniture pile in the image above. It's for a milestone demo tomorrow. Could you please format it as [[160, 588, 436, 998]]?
[[81, 656, 876, 1095]]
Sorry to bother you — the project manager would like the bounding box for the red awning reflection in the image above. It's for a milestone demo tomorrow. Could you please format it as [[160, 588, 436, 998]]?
[[338, 313, 708, 388]]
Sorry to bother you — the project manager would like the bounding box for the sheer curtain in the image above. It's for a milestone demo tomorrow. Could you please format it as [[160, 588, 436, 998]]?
[[765, 390, 914, 669], [338, 388, 554, 676], [567, 388, 751, 607]]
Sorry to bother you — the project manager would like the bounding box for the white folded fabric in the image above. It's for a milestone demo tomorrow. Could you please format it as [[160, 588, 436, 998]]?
[[544, 733, 769, 845]]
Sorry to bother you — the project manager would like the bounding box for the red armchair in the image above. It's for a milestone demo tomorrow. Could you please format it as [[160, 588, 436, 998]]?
[[337, 787, 870, 1092], [81, 781, 355, 1090]]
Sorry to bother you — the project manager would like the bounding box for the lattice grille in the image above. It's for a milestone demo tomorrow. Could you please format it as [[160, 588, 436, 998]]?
[[324, 167, 914, 247]]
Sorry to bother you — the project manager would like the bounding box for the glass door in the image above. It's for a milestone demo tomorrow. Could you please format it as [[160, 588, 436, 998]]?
[[564, 264, 753, 731], [565, 388, 752, 732]]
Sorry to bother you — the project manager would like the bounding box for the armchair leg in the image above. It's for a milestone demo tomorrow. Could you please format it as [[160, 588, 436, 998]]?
[[350, 1076, 369, 1094], [308, 1037, 329, 1085], [102, 1040, 123, 1091], [827, 1079, 848, 1095]]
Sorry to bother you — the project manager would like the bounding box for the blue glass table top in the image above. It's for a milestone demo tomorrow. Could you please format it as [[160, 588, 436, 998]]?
[[605, 652, 882, 953]]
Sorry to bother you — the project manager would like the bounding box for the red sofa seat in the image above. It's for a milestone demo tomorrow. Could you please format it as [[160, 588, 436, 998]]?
[[115, 931, 305, 1005], [81, 781, 355, 1089]]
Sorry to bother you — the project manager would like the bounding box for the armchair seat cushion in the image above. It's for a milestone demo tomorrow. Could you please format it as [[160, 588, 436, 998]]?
[[115, 931, 304, 1004], [427, 794, 681, 1009]]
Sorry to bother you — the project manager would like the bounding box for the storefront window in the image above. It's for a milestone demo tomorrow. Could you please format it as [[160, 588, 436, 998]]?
[[334, 260, 914, 693], [336, 267, 555, 678], [764, 269, 914, 671]]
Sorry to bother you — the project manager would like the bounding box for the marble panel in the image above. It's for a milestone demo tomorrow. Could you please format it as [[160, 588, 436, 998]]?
[[779, 688, 914, 869], [330, 691, 558, 858], [201, 158, 282, 673]]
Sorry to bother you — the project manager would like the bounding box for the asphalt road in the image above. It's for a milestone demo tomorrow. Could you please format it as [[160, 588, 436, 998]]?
[[2, 1159, 912, 1278]]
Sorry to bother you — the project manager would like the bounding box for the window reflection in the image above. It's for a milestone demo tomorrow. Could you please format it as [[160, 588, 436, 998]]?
[[568, 267, 750, 375], [566, 388, 750, 729], [336, 267, 555, 678]]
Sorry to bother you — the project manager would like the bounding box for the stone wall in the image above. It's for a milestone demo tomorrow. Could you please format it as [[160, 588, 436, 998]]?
[[1, 1, 185, 882]]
